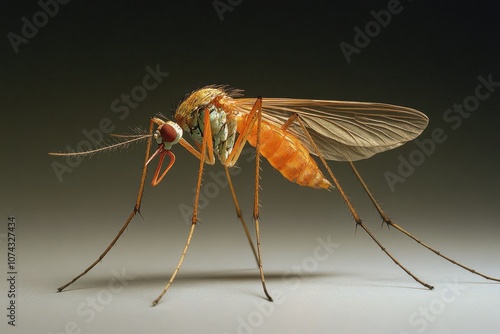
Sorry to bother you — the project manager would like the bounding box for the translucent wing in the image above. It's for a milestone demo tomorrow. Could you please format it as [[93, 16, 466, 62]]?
[[233, 98, 429, 161]]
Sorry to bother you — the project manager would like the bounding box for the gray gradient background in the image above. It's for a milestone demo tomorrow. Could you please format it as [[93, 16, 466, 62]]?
[[1, 1, 500, 333]]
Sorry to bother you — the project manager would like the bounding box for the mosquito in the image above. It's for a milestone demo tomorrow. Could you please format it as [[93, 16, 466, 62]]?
[[50, 85, 500, 306]]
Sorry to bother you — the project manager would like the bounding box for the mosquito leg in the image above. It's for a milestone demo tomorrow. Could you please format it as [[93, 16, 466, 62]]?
[[224, 166, 259, 265], [252, 97, 273, 301], [349, 161, 500, 282], [221, 97, 272, 298], [152, 222, 197, 306], [57, 118, 156, 292], [152, 109, 215, 306], [225, 97, 261, 167], [294, 115, 434, 290]]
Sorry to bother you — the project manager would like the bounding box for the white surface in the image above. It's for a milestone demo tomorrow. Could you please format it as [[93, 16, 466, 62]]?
[[2, 221, 500, 334]]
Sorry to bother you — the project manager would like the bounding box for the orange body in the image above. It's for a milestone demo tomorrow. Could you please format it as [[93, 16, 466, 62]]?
[[237, 117, 331, 190]]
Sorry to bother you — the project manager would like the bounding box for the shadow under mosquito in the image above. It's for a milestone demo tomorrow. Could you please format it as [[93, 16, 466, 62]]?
[[463, 280, 500, 285], [355, 281, 430, 291], [353, 273, 500, 291], [57, 268, 354, 295], [59, 269, 489, 299]]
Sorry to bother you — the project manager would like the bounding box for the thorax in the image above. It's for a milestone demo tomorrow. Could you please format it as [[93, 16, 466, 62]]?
[[174, 87, 239, 163]]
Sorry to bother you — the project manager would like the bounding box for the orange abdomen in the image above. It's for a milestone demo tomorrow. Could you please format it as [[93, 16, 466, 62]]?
[[238, 120, 331, 189]]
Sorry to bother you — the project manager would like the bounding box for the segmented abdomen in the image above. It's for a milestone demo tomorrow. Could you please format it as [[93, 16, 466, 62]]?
[[238, 119, 331, 189]]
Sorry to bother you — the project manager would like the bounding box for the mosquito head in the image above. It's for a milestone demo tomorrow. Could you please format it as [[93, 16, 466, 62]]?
[[145, 121, 183, 187], [154, 121, 183, 150]]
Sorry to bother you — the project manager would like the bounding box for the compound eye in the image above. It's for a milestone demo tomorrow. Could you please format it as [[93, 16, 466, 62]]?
[[157, 121, 183, 149], [160, 123, 178, 143]]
